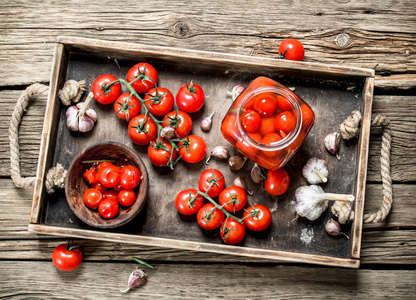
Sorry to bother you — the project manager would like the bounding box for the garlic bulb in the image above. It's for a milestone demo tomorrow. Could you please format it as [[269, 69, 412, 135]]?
[[227, 85, 245, 101], [200, 112, 214, 132], [206, 146, 230, 164], [302, 157, 328, 184], [325, 132, 341, 160], [295, 185, 354, 221], [120, 269, 147, 293], [66, 92, 97, 132]]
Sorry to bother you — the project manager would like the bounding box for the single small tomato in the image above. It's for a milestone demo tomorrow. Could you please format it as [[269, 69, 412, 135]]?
[[91, 182, 108, 194], [197, 203, 225, 230], [275, 95, 292, 111], [117, 189, 136, 207], [52, 242, 83, 272], [274, 111, 296, 135], [178, 135, 207, 163], [278, 38, 305, 61], [148, 138, 177, 168], [220, 218, 245, 245], [176, 81, 205, 113], [119, 165, 141, 190], [241, 110, 261, 133], [103, 190, 118, 201], [198, 169, 225, 198], [126, 62, 158, 93], [128, 114, 158, 145], [219, 186, 247, 213], [92, 74, 121, 105], [300, 104, 315, 128], [113, 93, 141, 121], [98, 164, 121, 188], [243, 205, 272, 231], [98, 198, 119, 219], [261, 132, 282, 157], [83, 188, 103, 209], [259, 117, 277, 136], [264, 168, 290, 196], [144, 87, 174, 116], [83, 168, 99, 185], [175, 188, 204, 216], [253, 93, 277, 117], [162, 110, 192, 138]]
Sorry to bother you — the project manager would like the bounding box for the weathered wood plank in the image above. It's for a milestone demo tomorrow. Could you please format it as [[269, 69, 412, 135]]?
[[0, 261, 415, 299]]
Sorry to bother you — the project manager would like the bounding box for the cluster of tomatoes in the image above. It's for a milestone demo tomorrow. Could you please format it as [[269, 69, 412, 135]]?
[[91, 62, 207, 168], [83, 162, 141, 219], [175, 168, 272, 245]]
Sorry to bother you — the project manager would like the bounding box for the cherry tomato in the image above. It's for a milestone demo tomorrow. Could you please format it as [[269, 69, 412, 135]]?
[[98, 198, 119, 219], [103, 190, 118, 201], [126, 62, 158, 93], [162, 110, 192, 138], [98, 164, 121, 188], [96, 162, 115, 178], [276, 95, 292, 111], [119, 165, 141, 190], [92, 74, 121, 105], [83, 168, 99, 185], [113, 93, 141, 121], [128, 114, 158, 145], [117, 189, 136, 207], [278, 38, 305, 61], [219, 186, 247, 213], [220, 218, 245, 245], [261, 132, 282, 157], [175, 188, 204, 216], [91, 182, 108, 194], [52, 243, 83, 272], [83, 188, 103, 209], [301, 104, 315, 128], [259, 117, 277, 136], [254, 94, 277, 117], [178, 135, 207, 163], [197, 203, 225, 230], [198, 169, 225, 198], [148, 138, 177, 167], [241, 110, 261, 133], [264, 168, 290, 196], [144, 87, 174, 116], [274, 111, 296, 135], [112, 182, 124, 192], [243, 205, 272, 231], [176, 81, 205, 113]]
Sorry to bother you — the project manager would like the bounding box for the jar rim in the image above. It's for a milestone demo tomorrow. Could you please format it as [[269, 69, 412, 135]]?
[[237, 86, 302, 151]]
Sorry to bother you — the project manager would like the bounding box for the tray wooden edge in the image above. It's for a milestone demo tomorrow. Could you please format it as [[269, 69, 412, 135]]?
[[28, 224, 360, 269]]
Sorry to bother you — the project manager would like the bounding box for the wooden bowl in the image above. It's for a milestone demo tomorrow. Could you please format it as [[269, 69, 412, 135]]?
[[65, 142, 149, 229]]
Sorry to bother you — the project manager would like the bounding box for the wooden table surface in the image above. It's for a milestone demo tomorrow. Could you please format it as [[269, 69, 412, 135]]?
[[1, 1, 415, 298]]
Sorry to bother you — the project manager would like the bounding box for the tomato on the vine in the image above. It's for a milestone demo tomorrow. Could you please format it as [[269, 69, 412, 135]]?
[[175, 188, 204, 216], [144, 87, 174, 116], [83, 168, 99, 185], [52, 242, 83, 272], [241, 109, 261, 133], [176, 81, 205, 113], [98, 164, 121, 188], [128, 114, 158, 145], [162, 110, 192, 138], [119, 165, 141, 190], [219, 186, 247, 213], [220, 218, 245, 245], [92, 74, 121, 105], [197, 203, 225, 230], [148, 138, 177, 167], [274, 111, 296, 135], [278, 39, 305, 61], [83, 188, 103, 209], [98, 198, 119, 219], [178, 135, 207, 164], [243, 205, 272, 231], [113, 93, 141, 121], [117, 189, 136, 207], [198, 169, 225, 198], [264, 168, 290, 196], [253, 93, 277, 117], [126, 62, 158, 93]]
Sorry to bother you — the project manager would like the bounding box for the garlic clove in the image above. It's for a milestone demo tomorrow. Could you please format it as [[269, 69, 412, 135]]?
[[160, 126, 176, 139], [325, 218, 349, 239], [250, 163, 263, 184], [66, 105, 79, 131], [227, 85, 245, 101], [302, 157, 329, 184], [228, 155, 248, 171], [206, 146, 230, 164], [325, 132, 341, 160], [200, 112, 214, 132], [120, 268, 147, 293], [85, 107, 97, 122], [234, 176, 253, 195], [78, 114, 95, 132]]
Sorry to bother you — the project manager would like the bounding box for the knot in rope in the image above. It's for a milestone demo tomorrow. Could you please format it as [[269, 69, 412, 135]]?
[[340, 110, 362, 139], [58, 79, 87, 106]]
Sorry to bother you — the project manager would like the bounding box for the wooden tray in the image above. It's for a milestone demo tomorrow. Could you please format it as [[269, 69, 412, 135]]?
[[29, 36, 374, 268]]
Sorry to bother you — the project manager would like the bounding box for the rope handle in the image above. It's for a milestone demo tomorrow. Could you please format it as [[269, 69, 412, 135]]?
[[9, 80, 86, 193], [332, 111, 393, 224]]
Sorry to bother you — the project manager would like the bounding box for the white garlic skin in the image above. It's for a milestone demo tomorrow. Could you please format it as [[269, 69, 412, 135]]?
[[66, 105, 79, 131], [295, 185, 329, 221], [65, 101, 97, 133], [302, 157, 329, 184], [206, 146, 230, 164]]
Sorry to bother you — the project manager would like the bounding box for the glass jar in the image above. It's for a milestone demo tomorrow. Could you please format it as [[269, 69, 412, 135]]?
[[221, 77, 315, 170]]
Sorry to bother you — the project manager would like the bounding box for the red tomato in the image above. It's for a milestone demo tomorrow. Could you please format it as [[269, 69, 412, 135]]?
[[241, 110, 261, 133], [112, 182, 124, 192], [119, 165, 141, 190], [83, 188, 103, 209], [276, 95, 292, 111], [264, 169, 290, 196], [301, 104, 315, 128], [261, 133, 282, 157], [274, 111, 296, 134], [128, 114, 158, 145], [148, 138, 177, 168], [178, 135, 207, 163], [144, 87, 174, 116], [243, 205, 272, 231], [220, 218, 245, 245], [117, 189, 136, 207], [98, 198, 119, 219], [91, 182, 108, 194], [98, 164, 121, 188], [197, 203, 225, 230], [198, 169, 225, 198], [176, 81, 205, 113], [103, 190, 118, 201], [83, 168, 99, 185], [52, 243, 83, 272], [219, 186, 247, 213], [254, 93, 277, 117], [259, 117, 277, 136], [126, 62, 158, 93], [92, 74, 121, 105], [175, 188, 204, 215], [113, 93, 141, 121], [162, 110, 192, 138], [278, 39, 305, 61]]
